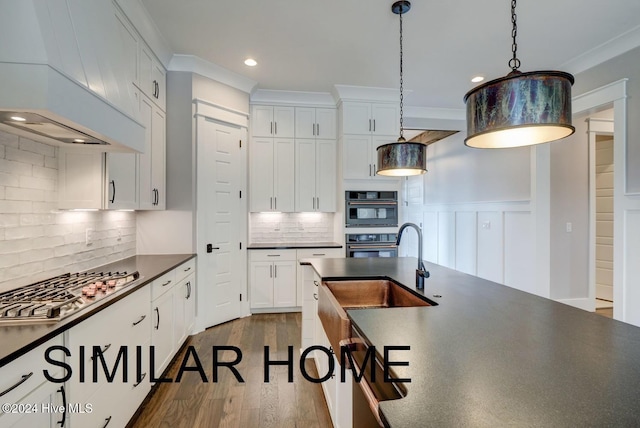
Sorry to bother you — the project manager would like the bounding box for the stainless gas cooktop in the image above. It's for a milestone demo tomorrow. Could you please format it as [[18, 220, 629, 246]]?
[[0, 271, 140, 324]]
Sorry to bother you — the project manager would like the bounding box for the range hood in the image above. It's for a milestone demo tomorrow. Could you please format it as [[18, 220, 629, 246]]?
[[0, 1, 145, 152]]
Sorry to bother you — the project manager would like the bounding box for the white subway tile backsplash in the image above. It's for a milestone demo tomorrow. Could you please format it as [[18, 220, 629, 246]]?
[[249, 212, 334, 243], [0, 130, 137, 293]]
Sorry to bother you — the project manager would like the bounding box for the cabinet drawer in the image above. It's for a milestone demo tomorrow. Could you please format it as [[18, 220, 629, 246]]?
[[0, 336, 63, 409], [151, 269, 176, 300], [174, 258, 196, 284], [249, 249, 297, 262], [297, 248, 343, 259]]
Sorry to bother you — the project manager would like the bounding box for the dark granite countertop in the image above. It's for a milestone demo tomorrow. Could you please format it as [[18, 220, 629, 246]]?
[[248, 242, 342, 250], [0, 254, 195, 367], [306, 257, 640, 427]]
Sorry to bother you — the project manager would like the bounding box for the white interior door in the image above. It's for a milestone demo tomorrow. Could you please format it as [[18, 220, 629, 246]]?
[[197, 117, 245, 328]]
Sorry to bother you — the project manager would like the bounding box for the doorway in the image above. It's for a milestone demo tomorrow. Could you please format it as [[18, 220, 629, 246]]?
[[587, 114, 614, 317]]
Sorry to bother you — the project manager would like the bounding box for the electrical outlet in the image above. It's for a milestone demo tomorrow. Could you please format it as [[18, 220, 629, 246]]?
[[566, 222, 572, 233], [482, 221, 491, 230], [117, 228, 122, 241], [85, 228, 94, 246]]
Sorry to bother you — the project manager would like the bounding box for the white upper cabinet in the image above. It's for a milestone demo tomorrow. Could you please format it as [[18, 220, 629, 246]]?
[[343, 135, 394, 180], [251, 105, 295, 138], [295, 139, 336, 212], [295, 107, 336, 139], [250, 138, 294, 212], [107, 152, 138, 210], [138, 94, 166, 210], [342, 101, 399, 136], [138, 42, 166, 111]]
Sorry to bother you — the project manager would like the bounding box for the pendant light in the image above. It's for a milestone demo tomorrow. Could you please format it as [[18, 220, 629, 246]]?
[[377, 1, 427, 176], [463, 0, 575, 149]]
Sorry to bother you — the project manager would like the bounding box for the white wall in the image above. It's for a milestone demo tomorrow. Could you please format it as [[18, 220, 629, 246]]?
[[0, 130, 136, 292]]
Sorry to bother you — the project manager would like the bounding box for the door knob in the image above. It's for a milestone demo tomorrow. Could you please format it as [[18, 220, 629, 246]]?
[[206, 244, 220, 253]]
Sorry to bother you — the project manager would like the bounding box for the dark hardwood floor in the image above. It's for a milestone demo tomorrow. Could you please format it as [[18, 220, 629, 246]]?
[[128, 313, 333, 428]]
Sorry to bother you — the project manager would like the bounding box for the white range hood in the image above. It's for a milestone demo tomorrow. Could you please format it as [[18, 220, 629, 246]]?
[[0, 0, 144, 152]]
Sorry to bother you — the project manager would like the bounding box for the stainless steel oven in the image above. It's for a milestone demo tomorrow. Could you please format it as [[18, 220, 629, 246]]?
[[345, 191, 398, 228], [346, 233, 398, 258]]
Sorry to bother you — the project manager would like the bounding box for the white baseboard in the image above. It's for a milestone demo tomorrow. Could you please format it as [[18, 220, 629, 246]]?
[[555, 297, 595, 312]]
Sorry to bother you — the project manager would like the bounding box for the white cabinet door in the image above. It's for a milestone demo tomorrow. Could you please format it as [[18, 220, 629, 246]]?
[[273, 260, 297, 307], [250, 262, 274, 308], [342, 102, 372, 134], [273, 139, 295, 212], [343, 135, 371, 179], [273, 106, 295, 137], [151, 290, 174, 378], [138, 94, 166, 210], [114, 7, 138, 86], [315, 108, 336, 139], [295, 107, 316, 139], [250, 138, 275, 212], [316, 139, 337, 212], [58, 150, 105, 210], [174, 274, 196, 347], [252, 105, 275, 137], [371, 103, 398, 135], [107, 152, 137, 209], [295, 139, 317, 212], [152, 61, 166, 110], [184, 276, 196, 336]]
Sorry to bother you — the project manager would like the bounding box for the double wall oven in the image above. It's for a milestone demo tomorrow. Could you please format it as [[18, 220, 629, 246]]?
[[345, 191, 399, 258]]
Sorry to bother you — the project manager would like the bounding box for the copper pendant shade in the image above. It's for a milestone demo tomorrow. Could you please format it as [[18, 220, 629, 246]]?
[[376, 1, 428, 176], [464, 1, 575, 149]]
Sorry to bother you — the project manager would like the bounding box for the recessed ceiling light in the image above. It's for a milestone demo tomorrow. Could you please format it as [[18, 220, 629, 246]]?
[[471, 76, 485, 83], [244, 58, 257, 67], [73, 138, 85, 143], [10, 115, 26, 122]]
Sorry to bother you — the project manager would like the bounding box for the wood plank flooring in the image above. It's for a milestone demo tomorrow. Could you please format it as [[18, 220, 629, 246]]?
[[127, 313, 333, 428]]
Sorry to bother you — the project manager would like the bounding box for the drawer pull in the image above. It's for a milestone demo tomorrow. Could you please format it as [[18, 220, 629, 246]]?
[[57, 385, 66, 427], [132, 315, 146, 326], [0, 372, 33, 397], [155, 307, 160, 330], [313, 293, 318, 301], [162, 280, 172, 287], [90, 344, 111, 360], [313, 280, 319, 287], [186, 282, 192, 299], [133, 373, 147, 388], [183, 266, 192, 272], [312, 253, 325, 256], [267, 254, 280, 257], [103, 416, 112, 428]]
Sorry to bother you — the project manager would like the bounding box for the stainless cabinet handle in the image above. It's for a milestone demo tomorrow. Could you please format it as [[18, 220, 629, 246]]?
[[57, 385, 66, 427], [369, 164, 372, 176], [313, 293, 318, 300], [162, 280, 172, 287], [317, 123, 320, 136], [90, 344, 111, 360], [109, 180, 115, 204], [186, 281, 191, 299], [270, 265, 273, 278], [312, 197, 315, 210], [312, 123, 315, 136], [369, 119, 371, 132], [270, 197, 273, 210], [274, 197, 277, 210], [0, 372, 33, 397], [313, 280, 320, 287], [312, 254, 325, 256], [317, 197, 320, 210], [132, 315, 146, 326], [154, 307, 160, 330], [275, 122, 277, 134], [133, 373, 147, 388], [274, 265, 277, 278], [373, 163, 376, 175], [271, 121, 273, 134], [183, 266, 192, 272], [373, 119, 376, 132], [267, 254, 281, 257]]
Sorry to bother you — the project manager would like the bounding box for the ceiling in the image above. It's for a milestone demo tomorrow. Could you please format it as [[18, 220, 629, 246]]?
[[140, 0, 640, 110]]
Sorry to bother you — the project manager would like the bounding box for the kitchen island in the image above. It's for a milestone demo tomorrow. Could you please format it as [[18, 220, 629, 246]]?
[[307, 257, 640, 427]]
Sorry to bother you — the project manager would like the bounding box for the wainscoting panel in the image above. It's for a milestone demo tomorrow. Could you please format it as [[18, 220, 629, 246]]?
[[623, 209, 640, 326], [476, 211, 504, 284], [423, 211, 439, 263], [437, 211, 456, 269], [455, 211, 477, 275], [504, 211, 535, 294]]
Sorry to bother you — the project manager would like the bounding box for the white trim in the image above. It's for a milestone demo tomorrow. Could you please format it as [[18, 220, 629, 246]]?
[[572, 79, 628, 113], [561, 25, 640, 76], [555, 298, 594, 312], [169, 54, 257, 94], [193, 98, 249, 128], [250, 89, 336, 107], [332, 85, 400, 103]]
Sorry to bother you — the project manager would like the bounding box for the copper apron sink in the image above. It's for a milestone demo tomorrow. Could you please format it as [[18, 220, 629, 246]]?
[[318, 280, 435, 355]]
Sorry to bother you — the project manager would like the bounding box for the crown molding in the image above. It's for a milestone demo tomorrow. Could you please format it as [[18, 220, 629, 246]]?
[[168, 55, 257, 94], [250, 89, 335, 107], [561, 24, 640, 75], [332, 85, 401, 103]]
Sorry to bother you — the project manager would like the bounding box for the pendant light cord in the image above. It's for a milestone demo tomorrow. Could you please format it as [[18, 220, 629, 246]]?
[[398, 7, 405, 141], [509, 0, 520, 71]]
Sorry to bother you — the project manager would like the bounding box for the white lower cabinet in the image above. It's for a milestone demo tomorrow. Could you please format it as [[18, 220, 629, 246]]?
[[249, 250, 297, 310], [174, 272, 196, 347], [0, 336, 65, 428], [150, 270, 176, 379]]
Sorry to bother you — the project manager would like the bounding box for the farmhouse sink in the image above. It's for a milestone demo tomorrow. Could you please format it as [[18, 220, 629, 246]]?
[[318, 280, 435, 355]]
